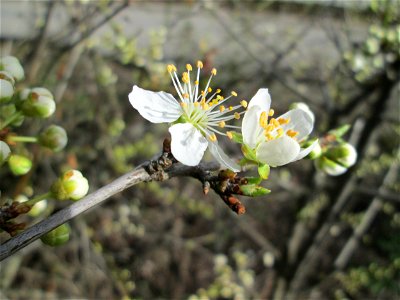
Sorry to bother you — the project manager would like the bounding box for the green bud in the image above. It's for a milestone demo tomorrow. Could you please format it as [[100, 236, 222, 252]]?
[[245, 177, 263, 185], [257, 163, 270, 180], [19, 87, 56, 118], [8, 154, 32, 175], [289, 102, 315, 123], [240, 184, 271, 197], [51, 170, 89, 201], [0, 56, 24, 81], [0, 71, 15, 102], [0, 141, 11, 165], [315, 156, 347, 176], [302, 139, 322, 159], [328, 124, 351, 139], [325, 143, 357, 168], [41, 223, 70, 246], [38, 125, 68, 152]]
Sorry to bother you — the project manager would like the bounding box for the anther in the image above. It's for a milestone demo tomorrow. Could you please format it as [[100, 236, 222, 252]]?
[[219, 105, 225, 112], [180, 103, 187, 108], [268, 109, 274, 116], [197, 60, 203, 68], [231, 91, 237, 97], [216, 89, 221, 94], [278, 117, 290, 125], [234, 112, 240, 120], [287, 129, 299, 138], [186, 64, 193, 71], [208, 87, 212, 93], [211, 68, 217, 75], [183, 93, 189, 98], [194, 80, 199, 85], [209, 134, 217, 142], [226, 131, 233, 139], [182, 72, 189, 83], [229, 106, 233, 111], [167, 64, 176, 73], [240, 100, 248, 108], [218, 121, 226, 128]]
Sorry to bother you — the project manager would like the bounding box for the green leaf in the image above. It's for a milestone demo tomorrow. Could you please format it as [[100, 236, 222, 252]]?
[[240, 184, 271, 197], [230, 131, 243, 144], [258, 163, 270, 180], [328, 124, 351, 138], [245, 177, 263, 184]]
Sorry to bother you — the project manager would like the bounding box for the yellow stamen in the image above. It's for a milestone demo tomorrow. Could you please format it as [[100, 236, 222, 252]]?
[[180, 103, 187, 108], [209, 133, 217, 142], [219, 105, 225, 112], [182, 72, 189, 83], [202, 103, 209, 110], [287, 129, 299, 138], [208, 87, 212, 93], [186, 64, 192, 71], [268, 109, 274, 117], [194, 80, 199, 85], [259, 111, 268, 128], [270, 118, 280, 127], [194, 102, 200, 107], [218, 121, 226, 128], [234, 112, 240, 120], [240, 100, 248, 108], [226, 131, 233, 139], [211, 99, 218, 105], [265, 132, 274, 141], [167, 64, 176, 73], [211, 68, 217, 75], [216, 89, 221, 94], [229, 106, 233, 111], [231, 91, 237, 97], [182, 93, 189, 99], [197, 60, 203, 68], [278, 117, 290, 125], [201, 91, 205, 96], [265, 124, 275, 132]]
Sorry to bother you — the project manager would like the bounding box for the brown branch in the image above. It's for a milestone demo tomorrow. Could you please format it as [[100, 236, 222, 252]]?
[[0, 139, 249, 261]]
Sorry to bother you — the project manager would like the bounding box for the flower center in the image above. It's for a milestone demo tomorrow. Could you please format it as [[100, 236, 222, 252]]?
[[259, 110, 299, 141], [167, 61, 247, 142]]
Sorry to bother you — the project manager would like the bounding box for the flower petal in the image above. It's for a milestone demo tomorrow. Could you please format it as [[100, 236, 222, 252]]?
[[128, 85, 181, 123], [278, 108, 314, 141], [292, 139, 319, 162], [248, 88, 271, 111], [169, 123, 208, 166], [208, 140, 241, 172], [242, 105, 262, 149], [256, 135, 300, 167]]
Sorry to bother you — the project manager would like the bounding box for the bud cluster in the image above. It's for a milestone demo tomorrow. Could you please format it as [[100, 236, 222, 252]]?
[[1, 56, 87, 247]]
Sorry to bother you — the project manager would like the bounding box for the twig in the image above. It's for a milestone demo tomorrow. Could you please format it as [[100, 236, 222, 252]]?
[[334, 161, 399, 270], [0, 138, 252, 261]]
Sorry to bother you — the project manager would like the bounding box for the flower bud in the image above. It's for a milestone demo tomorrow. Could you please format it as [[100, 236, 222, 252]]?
[[289, 102, 315, 123], [38, 125, 68, 152], [325, 143, 357, 168], [19, 87, 56, 118], [0, 141, 11, 165], [51, 170, 89, 201], [8, 154, 32, 175], [302, 139, 322, 159], [0, 71, 15, 102], [41, 223, 70, 246], [0, 56, 25, 81], [315, 156, 347, 176]]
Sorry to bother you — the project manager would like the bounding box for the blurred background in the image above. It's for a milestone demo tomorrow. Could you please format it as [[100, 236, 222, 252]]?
[[0, 0, 399, 299]]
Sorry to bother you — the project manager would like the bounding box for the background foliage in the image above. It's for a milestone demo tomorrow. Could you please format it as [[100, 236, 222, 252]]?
[[1, 0, 399, 299]]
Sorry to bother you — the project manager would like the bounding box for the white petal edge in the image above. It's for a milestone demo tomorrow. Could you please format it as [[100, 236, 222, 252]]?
[[292, 139, 319, 162], [248, 88, 271, 111], [256, 135, 300, 167], [278, 108, 314, 141], [208, 140, 241, 172], [129, 85, 181, 123], [242, 105, 262, 149], [169, 123, 208, 166]]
